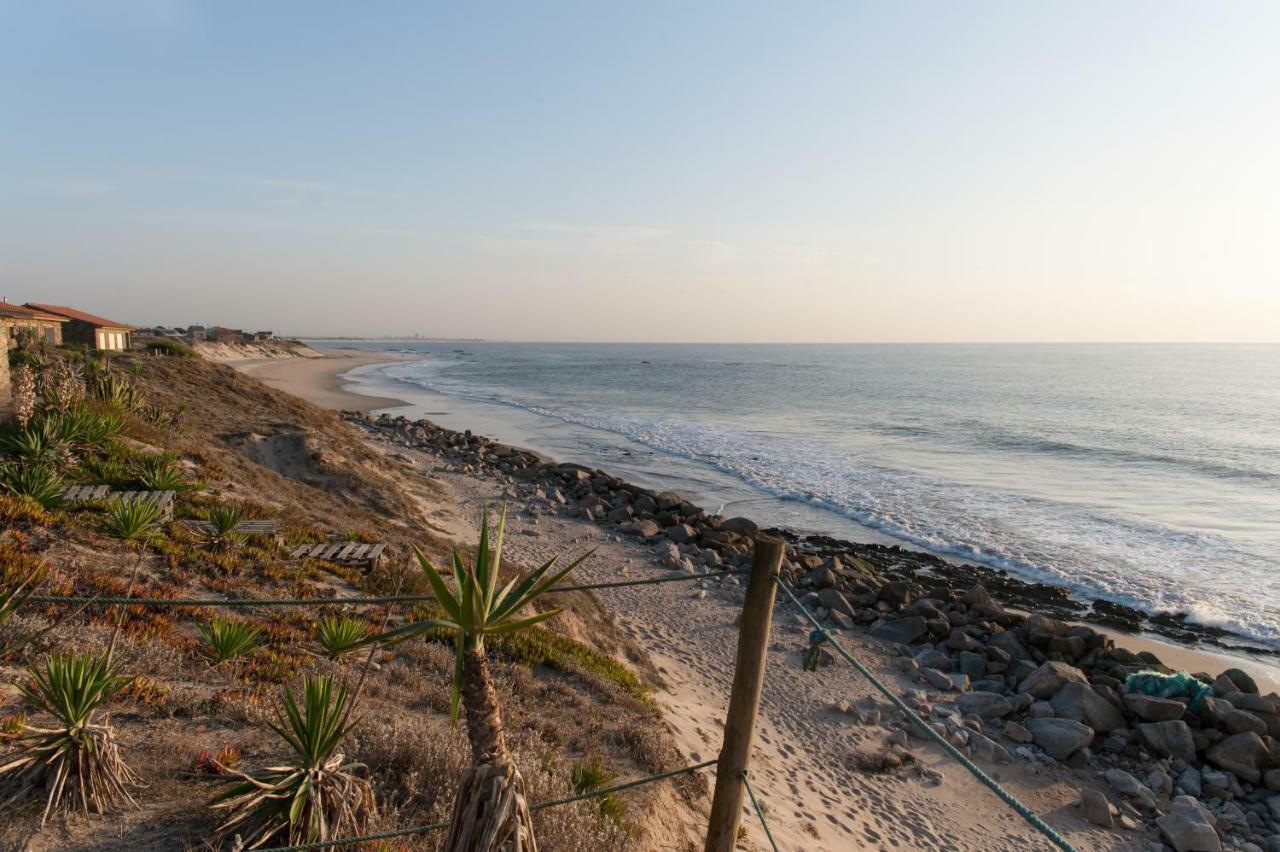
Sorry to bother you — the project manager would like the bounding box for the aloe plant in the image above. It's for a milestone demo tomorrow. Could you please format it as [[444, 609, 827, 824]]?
[[0, 651, 140, 822], [372, 506, 592, 851], [314, 615, 369, 660], [136, 453, 196, 492], [211, 675, 375, 848], [0, 461, 64, 509], [200, 505, 246, 552], [102, 497, 164, 541], [197, 618, 264, 665]]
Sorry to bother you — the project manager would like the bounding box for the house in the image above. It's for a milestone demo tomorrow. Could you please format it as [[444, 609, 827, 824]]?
[[24, 303, 133, 351], [210, 327, 242, 344], [185, 325, 207, 342], [0, 301, 66, 348], [252, 330, 274, 341]]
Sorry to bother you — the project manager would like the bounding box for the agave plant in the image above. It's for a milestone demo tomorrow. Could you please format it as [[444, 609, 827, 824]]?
[[0, 461, 64, 510], [0, 419, 73, 469], [372, 506, 591, 851], [136, 453, 196, 492], [102, 497, 164, 541], [212, 675, 375, 848], [200, 505, 246, 552], [314, 615, 370, 661], [86, 371, 145, 413], [197, 617, 264, 665], [0, 651, 140, 823]]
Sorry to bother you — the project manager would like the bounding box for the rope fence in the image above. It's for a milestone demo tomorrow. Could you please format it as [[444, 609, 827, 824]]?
[[774, 576, 1077, 852], [254, 759, 718, 852], [24, 569, 748, 610]]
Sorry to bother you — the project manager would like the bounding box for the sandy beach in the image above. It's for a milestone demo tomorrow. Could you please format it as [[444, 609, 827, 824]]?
[[228, 348, 409, 414], [227, 350, 1280, 851]]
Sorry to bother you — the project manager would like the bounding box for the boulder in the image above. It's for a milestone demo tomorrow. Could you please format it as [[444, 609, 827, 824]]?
[[988, 630, 1032, 661], [664, 524, 696, 543], [1019, 661, 1089, 700], [720, 517, 759, 538], [1205, 731, 1270, 784], [1125, 693, 1187, 722], [1050, 682, 1125, 733], [955, 691, 1013, 720], [817, 588, 855, 617], [1202, 696, 1268, 736], [1079, 788, 1114, 828], [630, 519, 661, 537], [1136, 720, 1197, 762], [870, 616, 928, 645], [1026, 717, 1094, 761], [1157, 796, 1222, 852]]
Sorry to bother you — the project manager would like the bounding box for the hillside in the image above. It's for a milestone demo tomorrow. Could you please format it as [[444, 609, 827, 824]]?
[[0, 349, 700, 850]]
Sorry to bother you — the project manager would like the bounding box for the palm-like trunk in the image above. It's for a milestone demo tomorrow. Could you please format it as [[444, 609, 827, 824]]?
[[443, 647, 538, 852]]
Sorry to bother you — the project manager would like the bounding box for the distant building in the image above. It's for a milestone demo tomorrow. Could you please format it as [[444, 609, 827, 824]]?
[[185, 325, 207, 342], [0, 301, 66, 347], [252, 330, 274, 341], [210, 326, 241, 344], [24, 303, 133, 351]]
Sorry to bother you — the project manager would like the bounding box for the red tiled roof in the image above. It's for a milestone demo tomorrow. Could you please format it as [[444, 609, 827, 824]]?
[[0, 302, 66, 322], [23, 303, 133, 330]]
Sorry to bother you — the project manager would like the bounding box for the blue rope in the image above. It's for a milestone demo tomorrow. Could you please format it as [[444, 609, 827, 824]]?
[[775, 577, 1077, 852], [742, 773, 780, 852]]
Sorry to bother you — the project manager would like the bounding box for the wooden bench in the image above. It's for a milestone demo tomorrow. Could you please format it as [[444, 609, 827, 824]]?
[[62, 484, 112, 501], [110, 491, 176, 519], [289, 542, 387, 566], [180, 519, 279, 536], [62, 487, 175, 519]]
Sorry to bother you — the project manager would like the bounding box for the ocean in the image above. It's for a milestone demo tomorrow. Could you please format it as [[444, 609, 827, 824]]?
[[327, 342, 1280, 653]]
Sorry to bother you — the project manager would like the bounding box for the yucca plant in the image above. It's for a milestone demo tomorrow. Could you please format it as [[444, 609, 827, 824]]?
[[86, 371, 145, 413], [0, 461, 64, 510], [0, 651, 140, 823], [136, 453, 196, 492], [0, 419, 72, 469], [314, 615, 370, 660], [197, 618, 264, 665], [102, 497, 164, 541], [212, 675, 375, 848], [200, 505, 246, 552], [371, 506, 592, 851]]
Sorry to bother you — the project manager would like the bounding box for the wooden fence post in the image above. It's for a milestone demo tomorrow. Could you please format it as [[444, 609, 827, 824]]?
[[704, 534, 784, 852]]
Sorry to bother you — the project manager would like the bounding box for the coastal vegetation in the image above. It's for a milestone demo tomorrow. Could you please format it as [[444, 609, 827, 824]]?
[[0, 346, 681, 850]]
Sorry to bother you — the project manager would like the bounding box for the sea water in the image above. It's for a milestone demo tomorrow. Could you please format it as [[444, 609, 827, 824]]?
[[327, 342, 1280, 652]]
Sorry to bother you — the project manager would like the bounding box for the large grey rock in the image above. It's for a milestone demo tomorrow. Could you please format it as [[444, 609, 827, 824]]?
[[1136, 720, 1197, 762], [1104, 768, 1153, 799], [1026, 717, 1094, 761], [1019, 661, 1089, 699], [817, 588, 855, 617], [1125, 692, 1187, 722], [988, 630, 1032, 661], [1050, 682, 1126, 733], [955, 691, 1013, 720], [870, 616, 928, 645], [1202, 695, 1268, 736], [664, 523, 696, 543], [719, 517, 759, 538], [1157, 796, 1222, 852], [1205, 731, 1271, 784], [1079, 788, 1114, 827], [630, 519, 661, 537]]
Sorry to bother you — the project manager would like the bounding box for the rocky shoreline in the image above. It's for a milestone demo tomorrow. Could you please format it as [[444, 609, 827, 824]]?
[[351, 410, 1280, 852]]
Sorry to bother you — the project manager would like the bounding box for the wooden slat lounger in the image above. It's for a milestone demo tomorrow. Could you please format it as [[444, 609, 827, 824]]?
[[289, 541, 388, 566], [180, 519, 278, 536]]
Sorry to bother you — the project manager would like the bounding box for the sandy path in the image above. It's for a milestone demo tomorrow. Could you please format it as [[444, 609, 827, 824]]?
[[378, 447, 1137, 852]]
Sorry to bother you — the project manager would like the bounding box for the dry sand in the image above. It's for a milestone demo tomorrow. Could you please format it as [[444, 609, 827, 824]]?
[[239, 350, 1278, 851], [229, 347, 409, 414]]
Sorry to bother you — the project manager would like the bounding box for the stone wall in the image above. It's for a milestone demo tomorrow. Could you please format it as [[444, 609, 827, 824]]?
[[0, 338, 10, 421]]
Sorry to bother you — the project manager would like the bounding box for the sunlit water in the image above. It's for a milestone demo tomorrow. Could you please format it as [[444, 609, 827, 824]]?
[[326, 342, 1280, 651]]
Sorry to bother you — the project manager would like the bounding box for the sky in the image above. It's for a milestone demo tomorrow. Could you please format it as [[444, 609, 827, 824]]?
[[2, 2, 1278, 342]]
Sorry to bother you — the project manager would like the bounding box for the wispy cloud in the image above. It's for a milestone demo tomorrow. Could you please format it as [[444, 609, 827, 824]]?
[[25, 178, 118, 198]]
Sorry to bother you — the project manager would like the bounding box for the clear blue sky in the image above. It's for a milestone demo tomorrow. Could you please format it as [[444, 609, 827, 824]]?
[[3, 1, 1277, 341]]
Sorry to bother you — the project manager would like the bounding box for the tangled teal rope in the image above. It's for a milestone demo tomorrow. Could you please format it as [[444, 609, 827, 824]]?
[[775, 578, 1077, 852]]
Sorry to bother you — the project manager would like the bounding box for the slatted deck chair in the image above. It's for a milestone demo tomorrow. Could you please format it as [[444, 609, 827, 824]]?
[[179, 519, 279, 536], [289, 541, 387, 567], [108, 490, 177, 519], [61, 484, 114, 502]]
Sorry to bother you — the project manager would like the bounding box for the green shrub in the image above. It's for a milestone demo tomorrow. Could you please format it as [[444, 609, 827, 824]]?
[[197, 618, 264, 664], [571, 755, 626, 824], [102, 497, 164, 541], [0, 461, 64, 509], [145, 338, 195, 358]]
